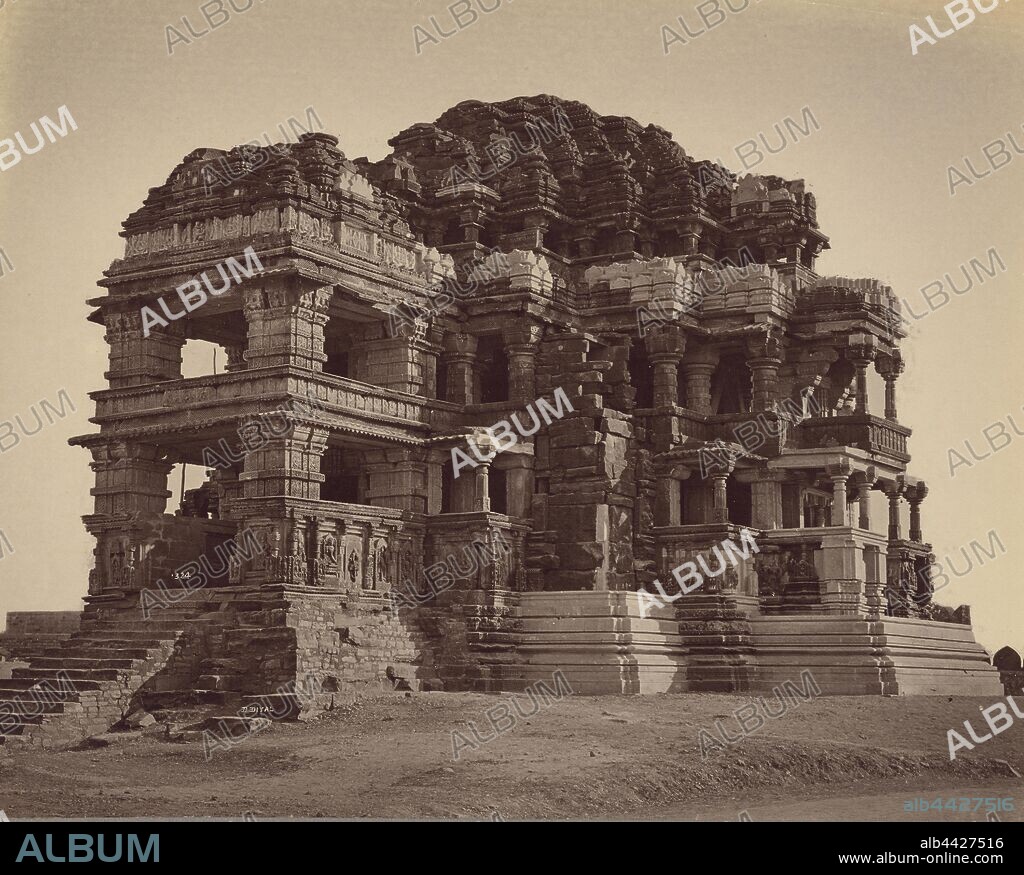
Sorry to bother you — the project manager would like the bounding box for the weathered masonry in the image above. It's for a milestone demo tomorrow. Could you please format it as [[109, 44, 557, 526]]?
[[2, 95, 1001, 747]]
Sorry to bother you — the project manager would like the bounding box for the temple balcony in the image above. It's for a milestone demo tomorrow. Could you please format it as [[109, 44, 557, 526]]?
[[794, 414, 911, 463], [79, 367, 463, 452]]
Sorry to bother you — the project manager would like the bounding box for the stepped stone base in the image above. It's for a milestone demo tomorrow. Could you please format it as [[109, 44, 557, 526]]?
[[3, 586, 1005, 751], [748, 615, 1005, 697], [507, 594, 1002, 697], [516, 592, 687, 694]]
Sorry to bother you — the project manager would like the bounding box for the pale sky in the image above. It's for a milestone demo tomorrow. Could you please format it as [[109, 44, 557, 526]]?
[[0, 0, 1021, 655]]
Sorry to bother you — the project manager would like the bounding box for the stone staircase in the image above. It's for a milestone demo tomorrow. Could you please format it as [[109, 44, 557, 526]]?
[[0, 616, 185, 749]]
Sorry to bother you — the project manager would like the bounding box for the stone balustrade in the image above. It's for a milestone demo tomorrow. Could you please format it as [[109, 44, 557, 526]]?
[[796, 413, 910, 461]]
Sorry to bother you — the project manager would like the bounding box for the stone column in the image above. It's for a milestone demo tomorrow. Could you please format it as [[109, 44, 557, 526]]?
[[749, 471, 784, 530], [238, 422, 328, 500], [243, 283, 331, 371], [790, 347, 839, 417], [223, 344, 247, 373], [450, 455, 478, 512], [425, 449, 445, 515], [853, 362, 870, 414], [858, 489, 871, 530], [475, 459, 491, 513], [504, 324, 543, 405], [88, 441, 174, 516], [875, 351, 904, 422], [829, 475, 849, 526], [646, 326, 686, 408], [847, 337, 877, 416], [710, 472, 729, 523], [503, 455, 534, 519], [354, 324, 434, 395], [103, 310, 185, 388], [681, 355, 717, 414], [655, 476, 681, 526], [649, 354, 681, 407], [906, 483, 928, 543], [812, 504, 826, 528], [746, 335, 783, 412], [364, 449, 428, 513], [883, 482, 904, 541], [442, 332, 478, 405]]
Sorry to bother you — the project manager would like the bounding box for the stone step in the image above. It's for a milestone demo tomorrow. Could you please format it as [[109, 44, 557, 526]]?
[[44, 645, 153, 660], [72, 631, 175, 645], [81, 619, 187, 632], [0, 677, 100, 693], [0, 699, 74, 715], [29, 657, 139, 670], [223, 626, 293, 639], [0, 703, 87, 734], [198, 658, 244, 673], [196, 674, 243, 692], [12, 667, 125, 682]]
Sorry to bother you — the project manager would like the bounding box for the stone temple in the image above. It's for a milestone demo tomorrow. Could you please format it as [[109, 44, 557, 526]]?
[[1, 95, 1002, 747]]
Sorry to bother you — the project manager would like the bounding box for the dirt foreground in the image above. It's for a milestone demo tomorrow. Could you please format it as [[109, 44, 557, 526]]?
[[1, 692, 1022, 821]]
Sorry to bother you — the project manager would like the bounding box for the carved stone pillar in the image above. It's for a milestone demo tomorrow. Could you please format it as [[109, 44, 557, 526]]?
[[746, 335, 783, 412], [425, 449, 445, 515], [829, 475, 849, 526], [103, 310, 185, 388], [875, 351, 904, 422], [858, 489, 871, 530], [906, 482, 928, 543], [847, 336, 877, 416], [789, 346, 839, 417], [883, 481, 904, 541], [749, 471, 784, 530], [223, 343, 247, 373], [442, 332, 478, 405], [710, 472, 729, 523], [238, 422, 328, 500], [812, 504, 827, 528], [504, 323, 543, 405], [681, 351, 718, 414], [364, 449, 428, 513], [655, 476, 681, 526], [356, 330, 433, 395], [243, 283, 331, 371], [475, 458, 491, 513], [502, 455, 534, 519], [88, 441, 174, 516], [646, 326, 686, 407], [649, 354, 681, 407]]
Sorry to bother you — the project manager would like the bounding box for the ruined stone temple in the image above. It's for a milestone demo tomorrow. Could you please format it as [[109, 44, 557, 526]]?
[[1, 95, 1002, 746]]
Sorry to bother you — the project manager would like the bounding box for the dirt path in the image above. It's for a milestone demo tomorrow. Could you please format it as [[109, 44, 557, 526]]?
[[1, 692, 1021, 820]]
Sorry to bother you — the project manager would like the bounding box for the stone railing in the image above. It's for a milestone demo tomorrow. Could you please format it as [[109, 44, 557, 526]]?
[[90, 368, 460, 437], [651, 523, 761, 598], [795, 414, 910, 461], [231, 501, 421, 594], [423, 512, 526, 598], [751, 529, 824, 611]]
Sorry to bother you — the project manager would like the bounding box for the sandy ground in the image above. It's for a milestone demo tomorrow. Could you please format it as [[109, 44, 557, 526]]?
[[1, 691, 1022, 821]]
